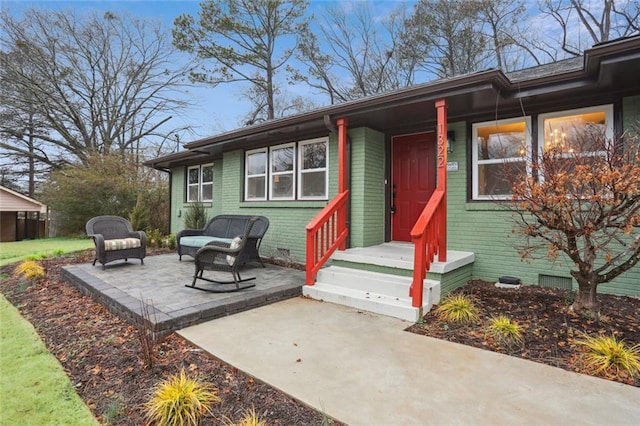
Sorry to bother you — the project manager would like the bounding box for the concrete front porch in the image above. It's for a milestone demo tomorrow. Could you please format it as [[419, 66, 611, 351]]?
[[303, 242, 475, 322], [62, 254, 304, 335]]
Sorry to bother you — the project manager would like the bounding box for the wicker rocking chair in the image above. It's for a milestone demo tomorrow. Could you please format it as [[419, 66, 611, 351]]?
[[186, 217, 260, 293]]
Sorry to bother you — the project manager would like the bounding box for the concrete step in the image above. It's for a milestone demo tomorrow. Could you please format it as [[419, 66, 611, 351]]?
[[302, 281, 436, 323], [331, 245, 475, 275], [315, 266, 437, 299], [304, 266, 441, 322]]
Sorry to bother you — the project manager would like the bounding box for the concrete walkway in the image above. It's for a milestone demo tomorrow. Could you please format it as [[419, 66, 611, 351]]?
[[179, 297, 640, 425]]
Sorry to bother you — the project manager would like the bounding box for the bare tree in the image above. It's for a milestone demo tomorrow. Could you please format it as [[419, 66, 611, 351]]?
[[540, 0, 640, 56], [293, 3, 419, 104], [401, 0, 493, 78], [173, 0, 309, 124], [0, 50, 51, 196], [0, 9, 189, 171], [475, 0, 530, 72], [506, 124, 640, 317]]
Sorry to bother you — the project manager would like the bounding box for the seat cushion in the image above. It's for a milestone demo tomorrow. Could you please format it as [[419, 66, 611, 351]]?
[[104, 238, 141, 251], [180, 236, 233, 248]]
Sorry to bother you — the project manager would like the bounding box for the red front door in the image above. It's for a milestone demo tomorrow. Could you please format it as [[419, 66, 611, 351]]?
[[391, 132, 436, 242]]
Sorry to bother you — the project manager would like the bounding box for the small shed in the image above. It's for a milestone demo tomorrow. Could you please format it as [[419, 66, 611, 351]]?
[[0, 186, 48, 242]]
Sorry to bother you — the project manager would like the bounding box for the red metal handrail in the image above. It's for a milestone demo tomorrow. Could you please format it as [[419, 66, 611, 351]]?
[[305, 191, 349, 285], [409, 189, 447, 308]]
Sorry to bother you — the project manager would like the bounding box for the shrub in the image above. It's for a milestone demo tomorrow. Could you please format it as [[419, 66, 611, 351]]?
[[42, 153, 168, 235], [183, 203, 208, 229], [167, 234, 177, 250], [576, 334, 640, 380], [129, 198, 150, 232], [14, 261, 45, 280], [148, 228, 164, 249], [435, 293, 480, 323], [486, 315, 523, 343], [145, 369, 219, 426]]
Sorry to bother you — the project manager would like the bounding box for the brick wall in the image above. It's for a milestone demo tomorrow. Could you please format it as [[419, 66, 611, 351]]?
[[446, 96, 640, 296], [349, 127, 385, 247]]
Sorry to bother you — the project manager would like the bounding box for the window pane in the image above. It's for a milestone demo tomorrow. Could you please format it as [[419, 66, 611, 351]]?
[[246, 176, 265, 199], [188, 168, 199, 184], [302, 142, 326, 169], [247, 152, 266, 175], [202, 165, 213, 182], [477, 122, 526, 160], [300, 171, 326, 198], [188, 186, 199, 202], [271, 174, 293, 198], [201, 184, 213, 201], [478, 161, 525, 197], [272, 146, 294, 172], [542, 111, 607, 153]]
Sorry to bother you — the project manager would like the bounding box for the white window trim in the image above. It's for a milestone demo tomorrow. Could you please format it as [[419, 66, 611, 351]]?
[[245, 148, 268, 201], [187, 165, 200, 203], [243, 137, 330, 202], [537, 104, 614, 161], [187, 163, 214, 203], [298, 137, 329, 200], [269, 142, 296, 200], [200, 163, 214, 202], [472, 116, 532, 201]]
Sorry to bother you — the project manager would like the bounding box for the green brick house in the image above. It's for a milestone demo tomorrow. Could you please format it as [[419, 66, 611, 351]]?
[[146, 36, 640, 321]]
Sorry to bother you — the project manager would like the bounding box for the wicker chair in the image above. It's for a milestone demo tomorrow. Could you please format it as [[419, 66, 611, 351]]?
[[177, 215, 269, 265], [86, 216, 146, 270], [186, 217, 260, 293]]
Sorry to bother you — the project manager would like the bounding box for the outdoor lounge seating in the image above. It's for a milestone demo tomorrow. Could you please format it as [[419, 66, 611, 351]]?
[[177, 214, 269, 266], [187, 216, 260, 293], [86, 215, 146, 270]]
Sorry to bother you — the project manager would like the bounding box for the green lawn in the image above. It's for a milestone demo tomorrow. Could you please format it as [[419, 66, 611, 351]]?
[[0, 295, 98, 425], [0, 237, 93, 266]]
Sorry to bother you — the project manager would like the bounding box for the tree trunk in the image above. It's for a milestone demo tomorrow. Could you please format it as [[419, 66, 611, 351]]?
[[570, 278, 599, 319]]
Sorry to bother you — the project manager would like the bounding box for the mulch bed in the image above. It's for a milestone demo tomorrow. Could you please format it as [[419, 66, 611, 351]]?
[[0, 250, 336, 425], [2, 252, 638, 425], [407, 280, 640, 387]]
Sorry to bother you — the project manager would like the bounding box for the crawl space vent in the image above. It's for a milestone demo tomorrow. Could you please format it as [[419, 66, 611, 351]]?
[[538, 274, 572, 290]]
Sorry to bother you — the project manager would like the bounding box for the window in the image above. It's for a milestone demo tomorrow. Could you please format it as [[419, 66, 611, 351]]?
[[538, 105, 613, 194], [539, 105, 613, 157], [472, 117, 530, 200], [298, 138, 328, 200], [245, 149, 267, 200], [270, 143, 295, 199], [244, 137, 329, 201], [186, 164, 214, 202]]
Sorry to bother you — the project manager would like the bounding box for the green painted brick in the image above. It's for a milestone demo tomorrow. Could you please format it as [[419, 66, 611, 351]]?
[[349, 127, 385, 247], [168, 107, 640, 297], [445, 102, 640, 297]]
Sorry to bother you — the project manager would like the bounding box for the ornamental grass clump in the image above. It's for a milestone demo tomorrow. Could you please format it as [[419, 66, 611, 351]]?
[[486, 315, 523, 343], [14, 261, 45, 280], [145, 369, 219, 426], [576, 334, 640, 380], [225, 406, 266, 426], [435, 293, 480, 323]]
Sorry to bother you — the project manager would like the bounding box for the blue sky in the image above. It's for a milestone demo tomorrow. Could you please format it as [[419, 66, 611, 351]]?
[[3, 1, 407, 142], [3, 0, 597, 144]]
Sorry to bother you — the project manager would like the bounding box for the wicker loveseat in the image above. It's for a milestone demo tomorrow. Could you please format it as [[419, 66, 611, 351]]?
[[177, 215, 269, 267], [86, 216, 146, 270]]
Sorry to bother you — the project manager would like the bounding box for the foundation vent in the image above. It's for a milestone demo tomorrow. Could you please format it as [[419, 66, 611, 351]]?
[[538, 274, 572, 290]]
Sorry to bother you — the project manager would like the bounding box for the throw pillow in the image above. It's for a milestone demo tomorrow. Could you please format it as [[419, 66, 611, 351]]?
[[226, 236, 242, 266]]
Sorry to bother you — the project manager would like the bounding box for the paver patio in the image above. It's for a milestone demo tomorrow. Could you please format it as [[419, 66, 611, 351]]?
[[62, 254, 304, 335]]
